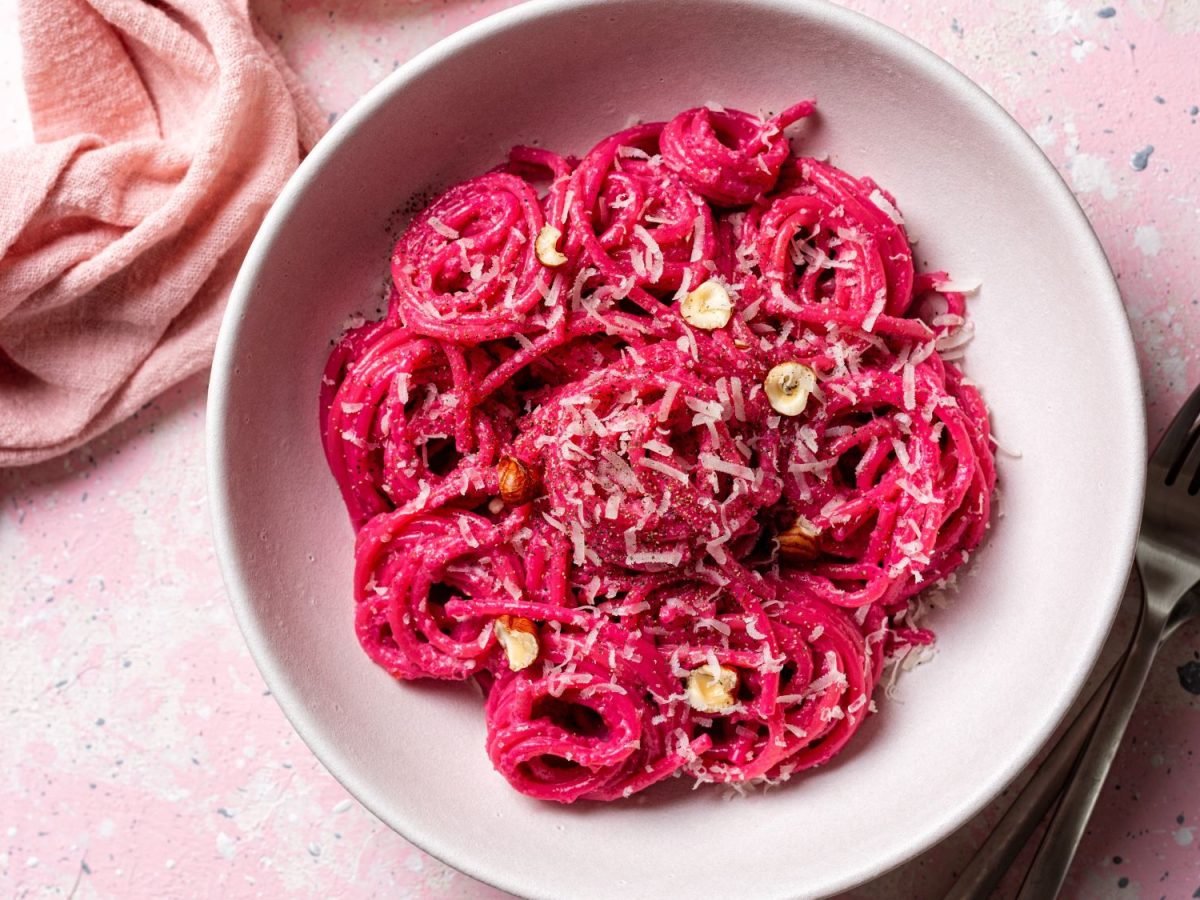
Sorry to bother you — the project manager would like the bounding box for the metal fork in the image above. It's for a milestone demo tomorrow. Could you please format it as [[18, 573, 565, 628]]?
[[1011, 384, 1200, 898], [945, 580, 1200, 899]]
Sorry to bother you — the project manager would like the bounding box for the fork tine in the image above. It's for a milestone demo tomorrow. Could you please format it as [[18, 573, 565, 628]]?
[[1185, 436, 1200, 495], [1154, 383, 1200, 472], [1167, 426, 1200, 486]]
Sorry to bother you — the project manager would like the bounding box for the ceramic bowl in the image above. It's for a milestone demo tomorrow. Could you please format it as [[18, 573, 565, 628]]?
[[208, 1, 1146, 896]]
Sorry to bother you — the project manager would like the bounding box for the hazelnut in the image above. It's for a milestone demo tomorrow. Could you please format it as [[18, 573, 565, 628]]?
[[497, 456, 540, 505], [494, 615, 539, 671], [680, 280, 734, 330], [535, 225, 567, 267], [764, 362, 816, 417], [686, 663, 739, 713], [778, 518, 821, 561]]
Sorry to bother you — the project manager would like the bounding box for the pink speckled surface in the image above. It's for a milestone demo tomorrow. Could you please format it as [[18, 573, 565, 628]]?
[[2, 2, 1199, 898]]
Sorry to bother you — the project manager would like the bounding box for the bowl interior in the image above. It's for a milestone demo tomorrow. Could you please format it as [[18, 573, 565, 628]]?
[[209, 1, 1145, 897]]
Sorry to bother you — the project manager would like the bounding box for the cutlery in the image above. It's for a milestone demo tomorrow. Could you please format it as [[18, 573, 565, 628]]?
[[944, 581, 1200, 898], [1014, 385, 1200, 898]]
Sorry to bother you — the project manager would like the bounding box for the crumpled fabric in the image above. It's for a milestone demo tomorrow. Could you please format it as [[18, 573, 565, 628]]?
[[0, 0, 327, 465]]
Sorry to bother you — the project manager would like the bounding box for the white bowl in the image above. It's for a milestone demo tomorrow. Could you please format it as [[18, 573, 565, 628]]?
[[207, 1, 1146, 896]]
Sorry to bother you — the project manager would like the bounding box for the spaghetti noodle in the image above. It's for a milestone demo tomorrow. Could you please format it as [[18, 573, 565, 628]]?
[[320, 101, 996, 802]]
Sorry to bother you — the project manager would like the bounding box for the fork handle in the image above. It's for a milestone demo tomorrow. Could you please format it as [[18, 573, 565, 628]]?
[[1014, 597, 1166, 899]]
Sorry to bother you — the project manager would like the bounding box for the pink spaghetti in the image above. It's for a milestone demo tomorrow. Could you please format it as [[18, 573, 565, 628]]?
[[319, 101, 996, 802]]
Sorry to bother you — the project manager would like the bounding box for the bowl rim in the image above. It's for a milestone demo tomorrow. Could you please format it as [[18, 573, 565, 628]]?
[[206, 0, 1147, 896]]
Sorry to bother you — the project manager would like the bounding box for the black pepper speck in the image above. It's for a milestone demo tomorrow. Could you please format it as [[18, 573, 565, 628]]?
[[1131, 145, 1155, 171], [1097, 6, 1116, 17], [1119, 876, 1130, 888]]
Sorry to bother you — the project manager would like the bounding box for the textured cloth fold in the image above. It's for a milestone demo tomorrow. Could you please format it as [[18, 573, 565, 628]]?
[[0, 0, 326, 465]]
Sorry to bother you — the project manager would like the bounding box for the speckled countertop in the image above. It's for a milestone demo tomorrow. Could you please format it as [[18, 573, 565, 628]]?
[[3, 1, 1200, 898]]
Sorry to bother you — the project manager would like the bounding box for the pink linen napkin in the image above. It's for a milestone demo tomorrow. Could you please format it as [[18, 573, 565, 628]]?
[[0, 0, 327, 466]]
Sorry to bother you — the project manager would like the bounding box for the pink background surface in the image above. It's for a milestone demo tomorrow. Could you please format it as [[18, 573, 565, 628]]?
[[3, 1, 1200, 897]]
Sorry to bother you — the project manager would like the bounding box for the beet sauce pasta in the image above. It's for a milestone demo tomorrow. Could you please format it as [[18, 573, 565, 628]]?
[[319, 101, 997, 803]]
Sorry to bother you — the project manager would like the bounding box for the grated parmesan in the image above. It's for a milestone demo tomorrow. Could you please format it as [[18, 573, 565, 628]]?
[[428, 217, 460, 240]]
